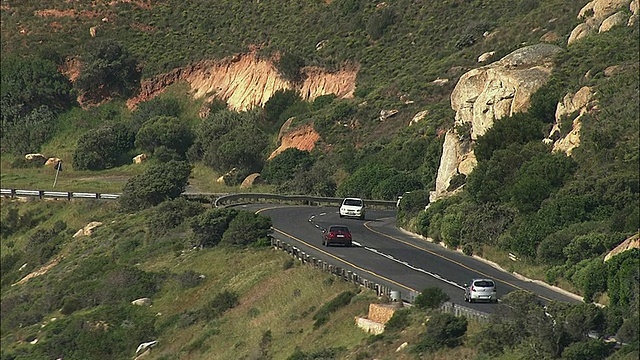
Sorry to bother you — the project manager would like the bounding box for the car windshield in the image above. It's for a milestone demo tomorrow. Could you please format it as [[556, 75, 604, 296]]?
[[330, 226, 349, 233], [473, 280, 495, 288], [343, 199, 362, 206]]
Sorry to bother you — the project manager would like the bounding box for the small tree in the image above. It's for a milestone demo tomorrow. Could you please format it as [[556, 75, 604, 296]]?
[[414, 313, 467, 351], [262, 148, 314, 185], [414, 287, 450, 309], [72, 124, 135, 170], [75, 40, 140, 101], [189, 208, 238, 248], [135, 115, 194, 158], [119, 160, 191, 211], [220, 210, 272, 247]]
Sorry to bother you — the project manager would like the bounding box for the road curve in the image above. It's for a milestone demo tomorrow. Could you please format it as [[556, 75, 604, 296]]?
[[234, 203, 582, 313]]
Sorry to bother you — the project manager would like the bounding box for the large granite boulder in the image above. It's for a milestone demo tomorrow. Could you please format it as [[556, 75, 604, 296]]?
[[430, 44, 562, 203]]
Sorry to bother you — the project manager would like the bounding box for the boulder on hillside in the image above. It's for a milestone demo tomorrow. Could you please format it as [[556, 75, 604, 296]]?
[[240, 173, 262, 189], [25, 153, 46, 162], [44, 157, 62, 167], [431, 43, 562, 203], [132, 298, 152, 306], [133, 153, 148, 164], [73, 221, 103, 237], [568, 0, 634, 45]]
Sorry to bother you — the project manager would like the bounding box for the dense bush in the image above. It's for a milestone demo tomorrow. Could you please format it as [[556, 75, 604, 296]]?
[[414, 287, 450, 309], [145, 197, 205, 237], [414, 313, 467, 351], [131, 96, 182, 127], [336, 164, 396, 199], [276, 161, 337, 197], [189, 208, 238, 248], [275, 53, 305, 83], [119, 160, 191, 211], [1, 105, 58, 155], [196, 110, 268, 175], [263, 89, 303, 126], [35, 304, 157, 360], [135, 115, 194, 158], [72, 124, 136, 170], [201, 290, 239, 321], [0, 54, 74, 125], [220, 210, 272, 247], [262, 148, 314, 185], [313, 290, 355, 328], [75, 40, 141, 101]]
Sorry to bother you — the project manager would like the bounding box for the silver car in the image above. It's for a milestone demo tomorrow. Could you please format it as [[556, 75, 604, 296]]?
[[464, 278, 497, 303]]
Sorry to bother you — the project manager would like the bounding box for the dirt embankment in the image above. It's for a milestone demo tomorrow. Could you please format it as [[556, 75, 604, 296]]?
[[127, 52, 358, 112]]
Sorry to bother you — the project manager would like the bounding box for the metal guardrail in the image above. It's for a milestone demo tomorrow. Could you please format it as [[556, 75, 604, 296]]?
[[212, 193, 397, 208], [1, 189, 398, 208], [0, 188, 120, 200]]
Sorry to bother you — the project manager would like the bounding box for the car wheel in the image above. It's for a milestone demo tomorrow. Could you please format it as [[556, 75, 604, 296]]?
[[339, 214, 344, 218], [359, 215, 364, 220], [348, 242, 352, 247]]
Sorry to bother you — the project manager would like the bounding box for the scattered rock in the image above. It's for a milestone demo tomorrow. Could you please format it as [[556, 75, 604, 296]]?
[[432, 78, 449, 86], [45, 157, 62, 167], [409, 110, 429, 126], [73, 221, 104, 238], [132, 298, 152, 306], [136, 341, 158, 356], [133, 153, 148, 164], [379, 109, 398, 121], [25, 153, 46, 162], [477, 51, 495, 63]]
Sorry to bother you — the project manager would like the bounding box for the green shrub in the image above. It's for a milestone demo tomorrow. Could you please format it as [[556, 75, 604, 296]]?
[[561, 339, 614, 360], [220, 210, 272, 247], [135, 115, 194, 158], [414, 287, 450, 309], [132, 96, 182, 127], [275, 53, 305, 83], [72, 124, 135, 170], [366, 7, 395, 40], [313, 291, 355, 328], [189, 208, 238, 248], [75, 40, 141, 101], [119, 160, 192, 211], [146, 197, 204, 237], [202, 290, 239, 321], [384, 308, 411, 332], [262, 148, 314, 185], [414, 313, 467, 351]]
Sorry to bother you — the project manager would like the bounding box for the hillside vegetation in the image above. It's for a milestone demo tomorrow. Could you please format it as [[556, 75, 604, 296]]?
[[1, 0, 639, 359]]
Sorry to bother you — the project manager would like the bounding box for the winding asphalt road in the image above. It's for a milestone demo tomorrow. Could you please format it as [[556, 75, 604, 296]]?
[[235, 203, 582, 313]]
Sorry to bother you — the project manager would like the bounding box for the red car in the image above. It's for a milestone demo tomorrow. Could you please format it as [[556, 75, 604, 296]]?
[[322, 225, 352, 247]]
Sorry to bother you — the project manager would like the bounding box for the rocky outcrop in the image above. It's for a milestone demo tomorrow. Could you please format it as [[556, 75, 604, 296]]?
[[268, 123, 320, 160], [604, 232, 639, 262], [568, 0, 635, 45], [430, 44, 562, 203], [548, 86, 597, 156], [128, 52, 357, 112], [240, 173, 262, 189]]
